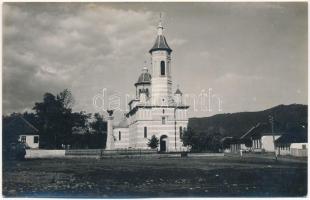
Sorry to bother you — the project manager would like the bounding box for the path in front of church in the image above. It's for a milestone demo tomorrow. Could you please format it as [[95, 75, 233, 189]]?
[[3, 155, 307, 197]]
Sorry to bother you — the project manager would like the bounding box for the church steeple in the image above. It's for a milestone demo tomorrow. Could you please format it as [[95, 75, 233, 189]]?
[[142, 61, 148, 73], [150, 15, 173, 106], [149, 15, 172, 54]]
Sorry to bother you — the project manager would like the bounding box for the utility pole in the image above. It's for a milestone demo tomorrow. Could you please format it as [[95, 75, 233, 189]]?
[[174, 107, 177, 151], [269, 115, 277, 161]]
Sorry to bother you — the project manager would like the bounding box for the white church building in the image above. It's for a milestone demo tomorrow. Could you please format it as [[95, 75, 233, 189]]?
[[106, 20, 189, 152]]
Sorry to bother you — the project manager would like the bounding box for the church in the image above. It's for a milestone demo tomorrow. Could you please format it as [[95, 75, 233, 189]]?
[[106, 20, 189, 152]]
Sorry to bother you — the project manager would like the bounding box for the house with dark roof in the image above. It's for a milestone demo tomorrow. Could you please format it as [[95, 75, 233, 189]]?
[[226, 123, 283, 153], [275, 128, 307, 157], [222, 137, 251, 153], [4, 116, 40, 149], [240, 123, 282, 152]]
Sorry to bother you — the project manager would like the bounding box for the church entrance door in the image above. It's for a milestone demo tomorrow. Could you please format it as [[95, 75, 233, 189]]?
[[160, 135, 168, 152]]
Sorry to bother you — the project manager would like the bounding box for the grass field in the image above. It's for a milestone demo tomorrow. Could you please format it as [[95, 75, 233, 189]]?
[[2, 155, 307, 198]]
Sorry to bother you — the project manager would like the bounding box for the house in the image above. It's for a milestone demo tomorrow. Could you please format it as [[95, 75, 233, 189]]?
[[229, 138, 251, 153], [221, 137, 233, 153], [275, 128, 307, 157], [240, 123, 282, 152], [221, 137, 251, 153], [4, 116, 40, 149]]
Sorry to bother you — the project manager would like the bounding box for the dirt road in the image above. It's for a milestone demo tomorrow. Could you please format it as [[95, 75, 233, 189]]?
[[2, 156, 307, 197]]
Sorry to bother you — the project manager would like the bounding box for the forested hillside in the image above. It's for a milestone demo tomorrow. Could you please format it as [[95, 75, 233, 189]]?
[[188, 104, 307, 138]]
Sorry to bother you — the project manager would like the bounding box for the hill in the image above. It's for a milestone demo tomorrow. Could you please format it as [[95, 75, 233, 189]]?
[[188, 104, 307, 138]]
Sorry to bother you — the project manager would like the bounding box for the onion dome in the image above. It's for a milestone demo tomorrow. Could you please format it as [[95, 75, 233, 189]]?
[[135, 66, 152, 86], [149, 21, 172, 54]]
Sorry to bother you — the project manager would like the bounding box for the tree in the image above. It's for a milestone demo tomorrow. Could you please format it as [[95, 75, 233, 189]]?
[[57, 89, 75, 109], [3, 89, 109, 150], [147, 135, 159, 149], [3, 113, 22, 156], [182, 128, 205, 152], [89, 113, 107, 149], [33, 89, 89, 149], [90, 113, 107, 135], [33, 93, 60, 148], [181, 128, 223, 152], [206, 133, 222, 152]]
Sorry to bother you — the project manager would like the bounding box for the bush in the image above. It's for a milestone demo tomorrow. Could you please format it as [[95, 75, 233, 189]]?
[[147, 135, 159, 149], [15, 143, 26, 160]]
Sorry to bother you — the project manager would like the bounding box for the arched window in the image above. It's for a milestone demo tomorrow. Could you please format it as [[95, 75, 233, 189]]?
[[179, 126, 183, 138], [146, 88, 149, 96], [160, 61, 165, 75], [144, 127, 147, 138], [119, 131, 121, 141]]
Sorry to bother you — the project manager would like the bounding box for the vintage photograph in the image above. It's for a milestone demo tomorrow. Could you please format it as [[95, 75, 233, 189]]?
[[2, 2, 308, 198]]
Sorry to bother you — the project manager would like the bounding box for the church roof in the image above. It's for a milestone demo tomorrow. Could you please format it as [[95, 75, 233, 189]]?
[[149, 21, 172, 54], [135, 67, 151, 86], [149, 35, 172, 53], [114, 118, 129, 128], [175, 88, 183, 95]]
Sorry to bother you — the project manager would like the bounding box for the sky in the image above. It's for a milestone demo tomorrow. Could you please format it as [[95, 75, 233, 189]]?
[[2, 2, 308, 119]]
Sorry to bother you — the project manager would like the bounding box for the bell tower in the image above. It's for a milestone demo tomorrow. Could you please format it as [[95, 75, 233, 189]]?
[[149, 19, 173, 106]]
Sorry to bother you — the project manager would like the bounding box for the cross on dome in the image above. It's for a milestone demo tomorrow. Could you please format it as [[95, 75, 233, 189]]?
[[149, 13, 172, 54], [157, 12, 164, 35], [143, 61, 148, 73]]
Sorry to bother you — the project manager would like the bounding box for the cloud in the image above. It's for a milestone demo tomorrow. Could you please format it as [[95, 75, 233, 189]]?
[[3, 3, 156, 114], [169, 38, 187, 46], [3, 2, 307, 117]]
